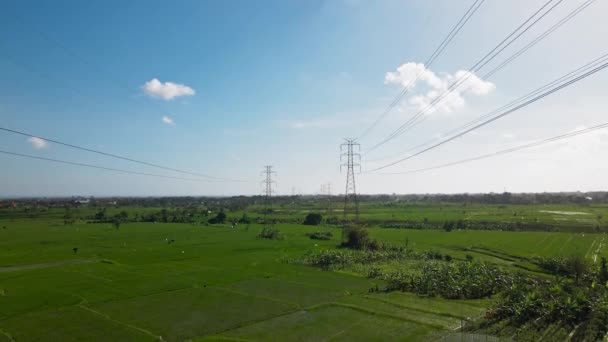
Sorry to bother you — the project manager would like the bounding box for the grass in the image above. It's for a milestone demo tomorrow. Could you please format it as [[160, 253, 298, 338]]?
[[209, 305, 441, 341], [1, 203, 606, 341]]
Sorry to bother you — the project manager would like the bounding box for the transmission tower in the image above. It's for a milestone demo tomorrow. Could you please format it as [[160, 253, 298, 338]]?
[[261, 165, 276, 225], [340, 139, 360, 235]]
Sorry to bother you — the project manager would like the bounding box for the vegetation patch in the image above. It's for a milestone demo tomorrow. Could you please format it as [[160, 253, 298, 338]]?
[[306, 231, 333, 240], [257, 227, 283, 240], [302, 213, 323, 226]]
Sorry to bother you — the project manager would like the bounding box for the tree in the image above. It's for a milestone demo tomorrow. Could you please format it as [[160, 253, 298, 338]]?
[[567, 255, 589, 283], [63, 207, 75, 225], [94, 208, 107, 221], [599, 257, 608, 284], [303, 213, 323, 226], [112, 217, 122, 230], [443, 221, 454, 232], [208, 210, 227, 224], [342, 227, 378, 250]]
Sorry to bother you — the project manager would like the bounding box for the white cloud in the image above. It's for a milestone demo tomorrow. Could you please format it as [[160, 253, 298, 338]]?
[[27, 137, 48, 149], [142, 78, 195, 100], [385, 62, 495, 114], [162, 116, 175, 125]]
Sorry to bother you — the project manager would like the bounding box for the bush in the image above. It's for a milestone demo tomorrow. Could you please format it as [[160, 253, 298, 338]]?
[[533, 255, 591, 281], [341, 227, 378, 250], [383, 260, 509, 299], [307, 231, 333, 240], [258, 227, 283, 240], [298, 248, 417, 269], [422, 250, 443, 260], [303, 213, 323, 226]]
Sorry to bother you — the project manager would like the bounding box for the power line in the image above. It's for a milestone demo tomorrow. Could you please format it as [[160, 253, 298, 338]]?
[[367, 57, 608, 172], [369, 51, 608, 163], [384, 0, 598, 140], [356, 0, 485, 140], [365, 0, 563, 155], [483, 0, 597, 80], [0, 126, 248, 182], [375, 122, 608, 175], [0, 150, 217, 182]]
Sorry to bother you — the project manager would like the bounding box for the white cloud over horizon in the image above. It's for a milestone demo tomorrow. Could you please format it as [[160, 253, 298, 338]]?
[[142, 78, 195, 100], [162, 115, 175, 125], [385, 62, 495, 114], [27, 137, 48, 149]]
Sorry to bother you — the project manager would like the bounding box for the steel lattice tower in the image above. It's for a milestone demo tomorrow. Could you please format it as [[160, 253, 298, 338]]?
[[261, 166, 276, 225], [340, 139, 360, 233]]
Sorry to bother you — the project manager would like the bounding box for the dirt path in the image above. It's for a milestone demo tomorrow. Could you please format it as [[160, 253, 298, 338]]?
[[0, 259, 93, 273]]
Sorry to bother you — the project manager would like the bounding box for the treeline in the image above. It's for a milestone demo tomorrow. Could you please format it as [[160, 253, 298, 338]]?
[[5, 191, 608, 210], [364, 191, 608, 204], [89, 207, 209, 224], [380, 220, 559, 232]]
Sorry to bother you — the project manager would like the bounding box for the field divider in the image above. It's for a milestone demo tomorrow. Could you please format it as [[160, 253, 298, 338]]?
[[0, 259, 94, 273], [326, 314, 372, 341], [77, 304, 162, 340], [198, 307, 303, 339], [82, 285, 195, 308], [212, 285, 300, 309], [360, 295, 468, 320], [307, 302, 446, 329]]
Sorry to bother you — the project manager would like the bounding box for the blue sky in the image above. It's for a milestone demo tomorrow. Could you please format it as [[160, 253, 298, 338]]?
[[1, 0, 607, 196]]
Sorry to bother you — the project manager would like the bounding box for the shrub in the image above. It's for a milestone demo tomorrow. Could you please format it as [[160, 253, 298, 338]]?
[[258, 227, 283, 240], [533, 255, 591, 281], [383, 260, 510, 299], [422, 250, 443, 260], [303, 213, 323, 226], [326, 216, 340, 225], [341, 227, 378, 250], [298, 248, 417, 269], [307, 231, 333, 240]]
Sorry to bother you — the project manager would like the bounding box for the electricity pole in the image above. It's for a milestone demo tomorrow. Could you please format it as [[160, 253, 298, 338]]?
[[261, 165, 276, 225], [340, 139, 360, 239]]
